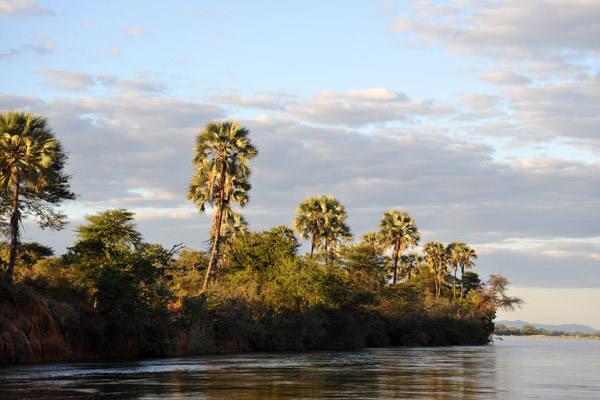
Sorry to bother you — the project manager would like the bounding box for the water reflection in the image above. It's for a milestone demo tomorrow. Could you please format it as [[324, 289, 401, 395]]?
[[0, 337, 598, 399]]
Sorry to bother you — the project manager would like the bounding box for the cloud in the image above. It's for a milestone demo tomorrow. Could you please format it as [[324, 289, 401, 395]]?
[[209, 92, 286, 110], [97, 74, 166, 93], [288, 88, 448, 126], [0, 0, 55, 17], [391, 0, 600, 61], [23, 32, 55, 54], [477, 70, 532, 86], [37, 70, 96, 91], [109, 45, 122, 56], [123, 26, 147, 37], [0, 48, 20, 60], [1, 87, 598, 288]]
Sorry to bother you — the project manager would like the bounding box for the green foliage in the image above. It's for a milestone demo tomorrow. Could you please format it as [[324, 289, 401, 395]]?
[[0, 111, 75, 282], [74, 208, 142, 249], [377, 210, 419, 284], [188, 121, 258, 290], [336, 242, 388, 291], [294, 195, 352, 256]]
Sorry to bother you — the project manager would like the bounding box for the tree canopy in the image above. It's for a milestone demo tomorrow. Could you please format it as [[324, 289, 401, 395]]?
[[187, 121, 257, 290], [0, 111, 75, 282]]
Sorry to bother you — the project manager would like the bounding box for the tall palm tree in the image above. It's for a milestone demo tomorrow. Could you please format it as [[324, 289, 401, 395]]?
[[458, 244, 477, 303], [187, 121, 257, 291], [293, 195, 351, 257], [0, 111, 74, 283], [377, 210, 420, 285], [447, 241, 466, 301], [423, 241, 448, 298], [400, 252, 422, 281]]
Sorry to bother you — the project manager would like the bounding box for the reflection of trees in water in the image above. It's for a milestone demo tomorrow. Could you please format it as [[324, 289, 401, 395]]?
[[0, 348, 498, 399]]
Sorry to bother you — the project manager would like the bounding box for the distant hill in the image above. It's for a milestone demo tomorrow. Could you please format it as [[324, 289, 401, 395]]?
[[496, 320, 599, 334]]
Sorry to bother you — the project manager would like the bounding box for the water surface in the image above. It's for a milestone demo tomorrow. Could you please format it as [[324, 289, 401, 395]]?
[[1, 336, 598, 399]]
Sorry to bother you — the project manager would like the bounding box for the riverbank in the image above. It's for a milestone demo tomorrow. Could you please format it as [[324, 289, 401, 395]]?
[[494, 334, 600, 339], [1, 281, 493, 364]]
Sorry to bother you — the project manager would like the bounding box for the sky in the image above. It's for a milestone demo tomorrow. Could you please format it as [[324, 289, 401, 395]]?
[[1, 0, 599, 328]]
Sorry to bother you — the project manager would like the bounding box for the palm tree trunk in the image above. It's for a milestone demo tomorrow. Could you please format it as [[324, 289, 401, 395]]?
[[203, 202, 225, 291], [392, 249, 398, 285], [6, 181, 20, 283], [452, 269, 457, 301], [460, 264, 465, 304]]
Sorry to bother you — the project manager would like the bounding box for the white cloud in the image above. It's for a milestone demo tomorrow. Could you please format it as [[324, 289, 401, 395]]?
[[97, 74, 166, 93], [123, 26, 146, 37], [0, 0, 54, 17], [289, 88, 448, 126], [478, 70, 532, 86], [37, 70, 96, 91], [24, 32, 56, 54], [109, 45, 122, 56], [392, 0, 600, 60]]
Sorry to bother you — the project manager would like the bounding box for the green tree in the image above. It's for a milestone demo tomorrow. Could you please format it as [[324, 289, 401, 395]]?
[[458, 244, 477, 303], [376, 210, 420, 285], [74, 208, 142, 250], [337, 242, 387, 291], [422, 241, 448, 298], [399, 252, 422, 281], [0, 111, 75, 282], [447, 241, 465, 300], [187, 121, 257, 291], [293, 195, 351, 257]]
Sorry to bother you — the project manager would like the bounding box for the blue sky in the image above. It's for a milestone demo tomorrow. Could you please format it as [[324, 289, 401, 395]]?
[[1, 0, 599, 328]]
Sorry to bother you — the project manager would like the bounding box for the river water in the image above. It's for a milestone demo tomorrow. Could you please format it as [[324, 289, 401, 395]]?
[[0, 336, 598, 399]]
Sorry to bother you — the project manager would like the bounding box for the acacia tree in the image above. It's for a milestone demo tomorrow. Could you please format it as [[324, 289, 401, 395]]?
[[293, 194, 351, 258], [377, 210, 419, 285], [0, 111, 75, 283], [187, 121, 257, 291]]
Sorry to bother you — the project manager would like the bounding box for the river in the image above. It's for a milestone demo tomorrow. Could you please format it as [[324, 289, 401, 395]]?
[[0, 336, 598, 399]]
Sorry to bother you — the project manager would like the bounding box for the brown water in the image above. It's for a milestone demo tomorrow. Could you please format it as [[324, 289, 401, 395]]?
[[0, 336, 598, 399]]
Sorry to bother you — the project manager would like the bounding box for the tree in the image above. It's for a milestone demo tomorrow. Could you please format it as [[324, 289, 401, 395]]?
[[0, 111, 75, 282], [74, 208, 142, 250], [210, 209, 249, 253], [399, 252, 422, 281], [187, 121, 257, 291], [293, 195, 351, 257], [422, 241, 448, 298], [447, 241, 465, 300], [458, 244, 477, 304], [376, 210, 419, 285]]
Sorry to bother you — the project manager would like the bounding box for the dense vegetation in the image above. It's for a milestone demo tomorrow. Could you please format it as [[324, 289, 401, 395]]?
[[494, 324, 600, 339], [1, 115, 522, 360]]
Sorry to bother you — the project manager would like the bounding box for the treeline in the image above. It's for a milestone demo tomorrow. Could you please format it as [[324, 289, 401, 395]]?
[[1, 114, 522, 361], [494, 324, 600, 339], [2, 207, 519, 359]]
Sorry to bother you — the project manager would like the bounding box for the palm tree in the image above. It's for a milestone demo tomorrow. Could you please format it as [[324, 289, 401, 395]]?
[[423, 241, 448, 298], [0, 111, 75, 283], [187, 121, 257, 291], [458, 244, 477, 304], [217, 210, 249, 251], [447, 241, 465, 301], [377, 210, 420, 285], [400, 252, 422, 281], [293, 195, 351, 257]]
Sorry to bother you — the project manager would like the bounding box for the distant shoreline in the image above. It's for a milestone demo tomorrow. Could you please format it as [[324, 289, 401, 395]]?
[[493, 334, 600, 339]]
